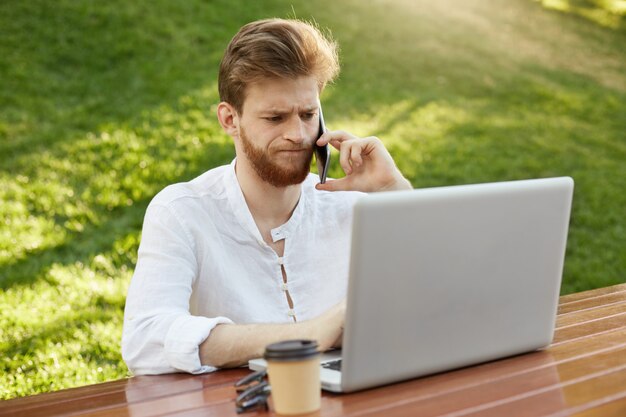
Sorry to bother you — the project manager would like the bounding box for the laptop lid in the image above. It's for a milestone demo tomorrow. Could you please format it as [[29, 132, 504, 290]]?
[[340, 177, 573, 392]]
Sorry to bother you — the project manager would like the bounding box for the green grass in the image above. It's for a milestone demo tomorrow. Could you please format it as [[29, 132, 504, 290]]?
[[1, 0, 625, 400]]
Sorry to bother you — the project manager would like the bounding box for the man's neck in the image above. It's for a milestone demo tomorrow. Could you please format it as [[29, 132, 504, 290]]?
[[235, 159, 302, 231]]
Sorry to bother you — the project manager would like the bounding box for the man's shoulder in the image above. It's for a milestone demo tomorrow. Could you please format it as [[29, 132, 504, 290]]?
[[150, 164, 231, 208]]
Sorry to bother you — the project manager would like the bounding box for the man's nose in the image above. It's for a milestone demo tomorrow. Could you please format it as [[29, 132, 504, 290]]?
[[283, 117, 306, 143]]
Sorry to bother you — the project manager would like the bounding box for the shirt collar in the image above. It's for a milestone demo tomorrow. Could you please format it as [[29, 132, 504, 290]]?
[[224, 159, 309, 244], [269, 181, 308, 243]]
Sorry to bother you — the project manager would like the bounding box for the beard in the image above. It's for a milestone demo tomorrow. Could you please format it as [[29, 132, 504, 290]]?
[[239, 126, 314, 187]]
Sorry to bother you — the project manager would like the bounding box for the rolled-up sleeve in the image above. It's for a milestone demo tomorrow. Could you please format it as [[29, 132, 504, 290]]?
[[122, 202, 233, 375]]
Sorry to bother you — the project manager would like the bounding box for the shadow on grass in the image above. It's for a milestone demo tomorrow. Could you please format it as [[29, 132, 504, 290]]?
[[1, 0, 275, 289], [0, 139, 235, 291], [0, 201, 146, 290], [0, 0, 286, 162], [2, 303, 123, 368]]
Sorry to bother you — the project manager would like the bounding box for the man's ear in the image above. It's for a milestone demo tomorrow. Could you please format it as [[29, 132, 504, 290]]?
[[217, 102, 240, 137]]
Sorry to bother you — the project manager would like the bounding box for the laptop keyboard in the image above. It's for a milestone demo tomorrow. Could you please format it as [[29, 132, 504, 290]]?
[[321, 359, 342, 371]]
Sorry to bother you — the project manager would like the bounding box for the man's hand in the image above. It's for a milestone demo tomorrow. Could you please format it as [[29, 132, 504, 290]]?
[[303, 299, 346, 351], [315, 131, 412, 193]]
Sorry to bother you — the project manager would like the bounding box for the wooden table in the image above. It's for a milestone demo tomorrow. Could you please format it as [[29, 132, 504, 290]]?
[[2, 283, 625, 417]]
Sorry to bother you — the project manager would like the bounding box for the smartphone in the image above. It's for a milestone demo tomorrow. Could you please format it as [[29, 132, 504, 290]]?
[[314, 105, 330, 184]]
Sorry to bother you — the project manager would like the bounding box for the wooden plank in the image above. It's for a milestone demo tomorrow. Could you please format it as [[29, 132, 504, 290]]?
[[559, 367, 626, 406], [568, 394, 626, 417], [128, 365, 626, 417], [163, 402, 242, 417], [134, 371, 626, 417], [312, 347, 626, 416], [559, 284, 626, 304], [69, 351, 556, 417], [438, 387, 570, 417], [123, 370, 245, 402], [0, 378, 132, 410], [558, 292, 626, 315], [78, 383, 238, 417], [552, 314, 626, 345], [551, 347, 626, 381], [163, 404, 241, 417], [548, 327, 626, 361], [0, 375, 190, 412], [556, 301, 626, 328], [0, 370, 246, 417], [164, 394, 348, 417], [445, 369, 626, 417], [339, 353, 626, 417]]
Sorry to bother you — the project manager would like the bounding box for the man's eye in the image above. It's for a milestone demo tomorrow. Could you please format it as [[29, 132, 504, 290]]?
[[301, 113, 315, 120], [265, 116, 282, 122]]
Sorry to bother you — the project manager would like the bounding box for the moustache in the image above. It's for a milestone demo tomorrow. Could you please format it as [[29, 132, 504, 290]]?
[[273, 144, 314, 152]]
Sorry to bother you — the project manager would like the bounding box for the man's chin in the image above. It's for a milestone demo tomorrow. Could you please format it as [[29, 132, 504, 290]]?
[[262, 168, 310, 188], [260, 153, 313, 187]]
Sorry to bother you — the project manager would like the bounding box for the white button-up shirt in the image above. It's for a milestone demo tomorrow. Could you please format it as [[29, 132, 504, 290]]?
[[122, 161, 361, 375]]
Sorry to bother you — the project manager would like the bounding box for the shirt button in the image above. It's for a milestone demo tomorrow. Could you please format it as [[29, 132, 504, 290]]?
[[281, 283, 288, 291], [287, 309, 296, 317], [277, 257, 284, 265]]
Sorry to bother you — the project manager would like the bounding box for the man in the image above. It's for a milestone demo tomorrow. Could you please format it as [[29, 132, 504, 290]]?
[[122, 18, 411, 375]]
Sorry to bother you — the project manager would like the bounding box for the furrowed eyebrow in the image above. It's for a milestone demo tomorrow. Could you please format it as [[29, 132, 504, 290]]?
[[260, 106, 318, 115], [259, 109, 288, 116]]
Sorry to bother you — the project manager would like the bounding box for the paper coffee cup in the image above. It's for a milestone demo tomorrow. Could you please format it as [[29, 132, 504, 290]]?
[[264, 340, 321, 415]]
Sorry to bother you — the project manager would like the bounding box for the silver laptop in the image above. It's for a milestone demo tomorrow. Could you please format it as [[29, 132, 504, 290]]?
[[250, 177, 574, 393]]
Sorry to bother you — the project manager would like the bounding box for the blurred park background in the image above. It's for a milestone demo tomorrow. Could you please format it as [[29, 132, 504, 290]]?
[[1, 0, 624, 400]]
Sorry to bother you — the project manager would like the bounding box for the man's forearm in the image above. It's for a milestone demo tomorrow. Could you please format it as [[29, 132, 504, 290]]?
[[199, 322, 307, 368], [199, 302, 345, 368]]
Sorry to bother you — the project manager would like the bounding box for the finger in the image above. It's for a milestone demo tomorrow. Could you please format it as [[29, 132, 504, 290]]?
[[338, 140, 353, 175], [315, 178, 352, 192], [316, 134, 343, 149], [320, 130, 356, 146], [316, 132, 330, 147], [350, 142, 364, 168]]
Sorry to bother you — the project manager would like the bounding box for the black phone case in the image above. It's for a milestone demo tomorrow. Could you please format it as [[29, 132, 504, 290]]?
[[315, 106, 330, 183]]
